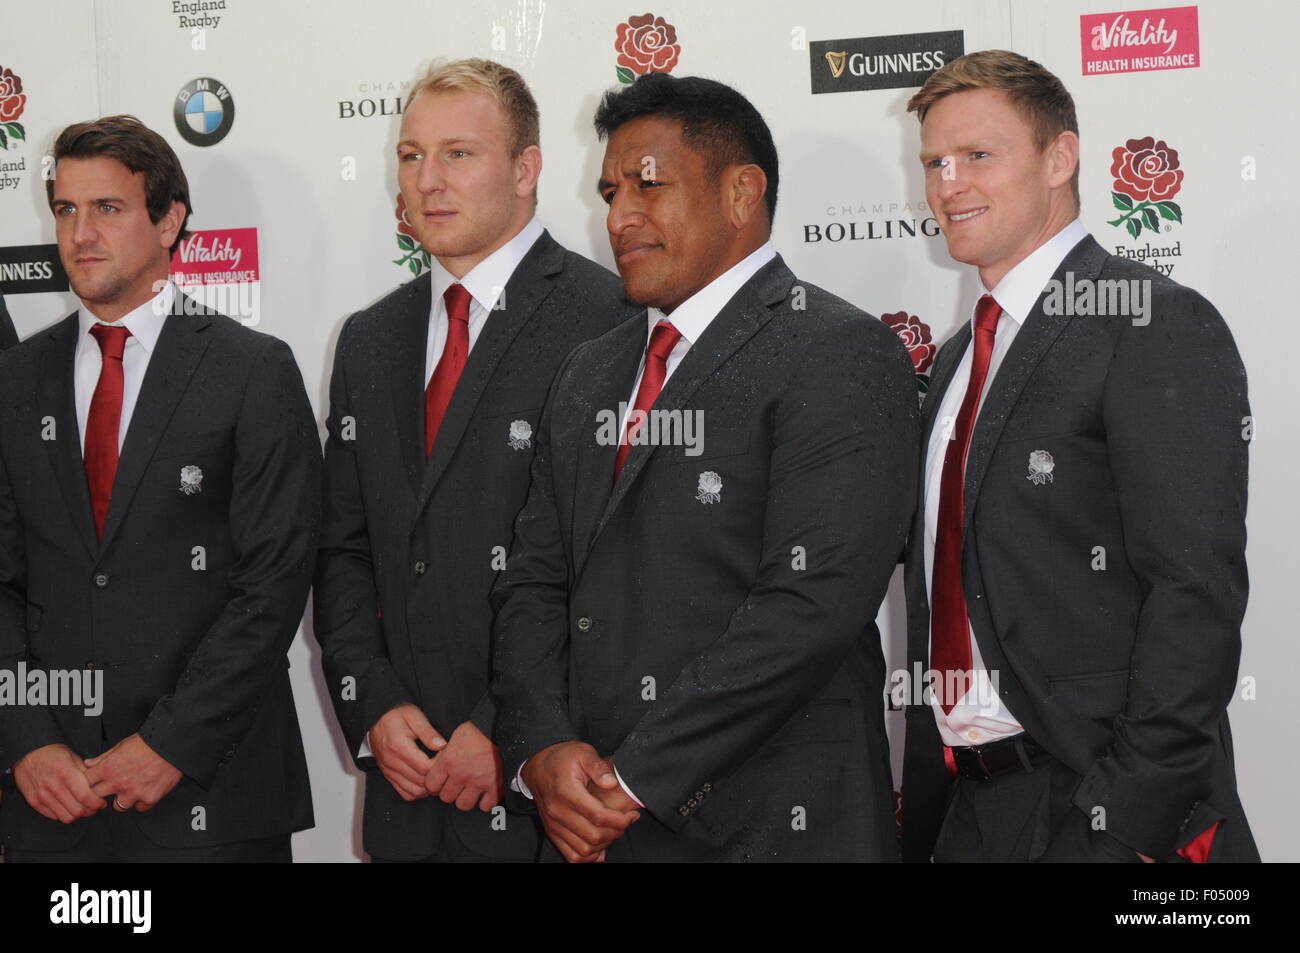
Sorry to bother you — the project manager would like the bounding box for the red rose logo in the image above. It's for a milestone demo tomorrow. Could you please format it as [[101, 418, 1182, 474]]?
[[0, 65, 28, 151], [392, 194, 431, 277], [395, 193, 418, 240], [1106, 136, 1184, 239], [881, 311, 936, 376], [1110, 136, 1183, 203], [615, 14, 681, 84]]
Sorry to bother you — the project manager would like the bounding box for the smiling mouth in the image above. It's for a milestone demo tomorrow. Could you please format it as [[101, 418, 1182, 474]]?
[[947, 207, 988, 223]]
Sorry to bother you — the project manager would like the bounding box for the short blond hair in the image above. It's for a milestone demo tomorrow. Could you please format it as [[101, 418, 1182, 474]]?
[[908, 50, 1079, 207], [405, 58, 540, 158]]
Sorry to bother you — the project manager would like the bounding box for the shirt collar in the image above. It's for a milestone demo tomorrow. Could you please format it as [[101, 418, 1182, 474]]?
[[646, 241, 778, 344], [77, 279, 175, 355], [428, 215, 545, 314], [983, 219, 1089, 327]]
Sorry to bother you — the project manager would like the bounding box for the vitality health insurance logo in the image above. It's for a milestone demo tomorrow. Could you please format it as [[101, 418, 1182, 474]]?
[[169, 228, 261, 323], [1081, 6, 1200, 76], [614, 13, 681, 84]]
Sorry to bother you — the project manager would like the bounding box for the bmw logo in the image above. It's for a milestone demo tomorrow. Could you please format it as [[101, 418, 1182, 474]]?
[[173, 77, 234, 147]]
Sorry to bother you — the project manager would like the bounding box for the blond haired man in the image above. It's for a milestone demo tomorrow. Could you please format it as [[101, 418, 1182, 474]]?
[[899, 50, 1257, 863], [314, 59, 633, 862]]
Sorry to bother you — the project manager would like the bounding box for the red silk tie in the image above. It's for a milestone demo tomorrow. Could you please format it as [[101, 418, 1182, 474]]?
[[614, 320, 682, 481], [930, 294, 1002, 713], [84, 323, 132, 539], [424, 283, 472, 455]]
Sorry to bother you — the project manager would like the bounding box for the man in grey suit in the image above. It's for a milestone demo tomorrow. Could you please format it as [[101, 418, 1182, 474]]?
[[491, 74, 919, 862], [314, 59, 632, 862], [899, 50, 1257, 863], [0, 115, 318, 861]]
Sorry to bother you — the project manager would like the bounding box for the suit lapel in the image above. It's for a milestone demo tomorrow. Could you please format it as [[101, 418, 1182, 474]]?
[[99, 297, 213, 551], [387, 275, 431, 501], [413, 231, 565, 518], [570, 318, 645, 580], [961, 236, 1107, 528], [583, 255, 793, 563], [39, 315, 99, 560]]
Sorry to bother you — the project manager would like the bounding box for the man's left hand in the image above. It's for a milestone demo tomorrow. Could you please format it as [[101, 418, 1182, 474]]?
[[424, 720, 503, 812], [84, 734, 184, 812]]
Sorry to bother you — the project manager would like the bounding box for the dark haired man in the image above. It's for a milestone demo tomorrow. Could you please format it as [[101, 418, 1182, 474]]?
[[899, 51, 1257, 863], [491, 74, 919, 862], [0, 115, 318, 861]]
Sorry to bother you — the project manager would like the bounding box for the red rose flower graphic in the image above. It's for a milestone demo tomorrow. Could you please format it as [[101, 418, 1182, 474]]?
[[395, 193, 418, 240], [0, 65, 28, 151], [392, 194, 431, 277], [1111, 136, 1183, 203], [881, 311, 936, 376], [615, 14, 681, 84], [1106, 136, 1185, 239]]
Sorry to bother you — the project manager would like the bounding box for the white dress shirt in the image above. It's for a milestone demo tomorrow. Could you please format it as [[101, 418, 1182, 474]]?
[[923, 218, 1089, 748], [423, 216, 545, 387], [360, 216, 544, 761], [74, 281, 175, 452], [517, 240, 778, 807]]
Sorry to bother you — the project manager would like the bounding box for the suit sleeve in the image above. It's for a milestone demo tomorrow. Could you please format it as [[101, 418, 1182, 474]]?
[[137, 336, 321, 789], [489, 344, 587, 781], [312, 315, 416, 764], [611, 315, 920, 831], [1070, 285, 1250, 859], [0, 358, 67, 770]]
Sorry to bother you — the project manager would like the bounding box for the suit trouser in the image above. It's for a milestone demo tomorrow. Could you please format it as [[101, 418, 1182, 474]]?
[[3, 808, 291, 863], [933, 749, 1140, 863], [370, 813, 536, 863]]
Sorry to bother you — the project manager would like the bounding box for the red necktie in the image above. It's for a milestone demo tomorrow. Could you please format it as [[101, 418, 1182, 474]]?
[[424, 283, 472, 455], [614, 320, 682, 481], [84, 323, 132, 539], [930, 294, 1002, 713]]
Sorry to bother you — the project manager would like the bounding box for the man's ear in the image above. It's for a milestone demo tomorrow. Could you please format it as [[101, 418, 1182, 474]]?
[[1047, 130, 1080, 192], [158, 200, 186, 254], [514, 144, 543, 200], [727, 163, 768, 230]]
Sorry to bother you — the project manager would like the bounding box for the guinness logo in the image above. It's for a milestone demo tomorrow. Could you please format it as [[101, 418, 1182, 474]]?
[[824, 51, 848, 78]]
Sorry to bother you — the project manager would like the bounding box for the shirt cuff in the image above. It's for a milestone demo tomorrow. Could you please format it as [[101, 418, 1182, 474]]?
[[614, 764, 644, 808]]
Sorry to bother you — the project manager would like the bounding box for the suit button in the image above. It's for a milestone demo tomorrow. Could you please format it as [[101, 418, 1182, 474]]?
[[687, 798, 697, 808], [702, 782, 711, 792], [85, 661, 96, 670], [413, 560, 426, 575], [679, 805, 689, 816], [93, 572, 109, 588], [577, 617, 592, 632], [694, 791, 704, 800]]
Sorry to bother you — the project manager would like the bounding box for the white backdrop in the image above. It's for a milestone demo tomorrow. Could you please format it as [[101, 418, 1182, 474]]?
[[1, 0, 1295, 861]]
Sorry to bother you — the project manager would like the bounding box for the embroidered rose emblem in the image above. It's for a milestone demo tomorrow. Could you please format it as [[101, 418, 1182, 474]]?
[[179, 465, 204, 495], [696, 470, 721, 504], [508, 419, 532, 451], [1026, 450, 1055, 486]]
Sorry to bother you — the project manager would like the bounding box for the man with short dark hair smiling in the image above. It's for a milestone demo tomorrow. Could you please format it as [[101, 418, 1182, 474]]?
[[491, 74, 919, 862]]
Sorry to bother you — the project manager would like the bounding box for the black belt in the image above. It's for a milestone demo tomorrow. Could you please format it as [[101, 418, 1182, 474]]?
[[947, 734, 1047, 781]]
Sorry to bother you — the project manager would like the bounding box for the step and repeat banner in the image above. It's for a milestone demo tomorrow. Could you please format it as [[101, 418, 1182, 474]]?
[[1, 0, 1294, 861]]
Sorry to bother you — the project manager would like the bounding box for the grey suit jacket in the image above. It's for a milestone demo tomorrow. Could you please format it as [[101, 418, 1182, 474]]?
[[314, 230, 634, 860], [492, 254, 920, 861], [900, 235, 1259, 862]]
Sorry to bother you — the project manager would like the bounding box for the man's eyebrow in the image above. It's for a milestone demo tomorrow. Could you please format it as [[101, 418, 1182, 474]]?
[[52, 196, 128, 205]]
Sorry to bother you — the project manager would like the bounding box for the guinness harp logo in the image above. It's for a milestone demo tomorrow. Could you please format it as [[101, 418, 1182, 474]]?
[[824, 50, 848, 78]]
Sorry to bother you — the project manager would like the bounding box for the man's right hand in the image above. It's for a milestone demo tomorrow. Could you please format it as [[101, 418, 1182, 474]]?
[[521, 741, 640, 863], [368, 703, 445, 801], [12, 744, 106, 823]]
